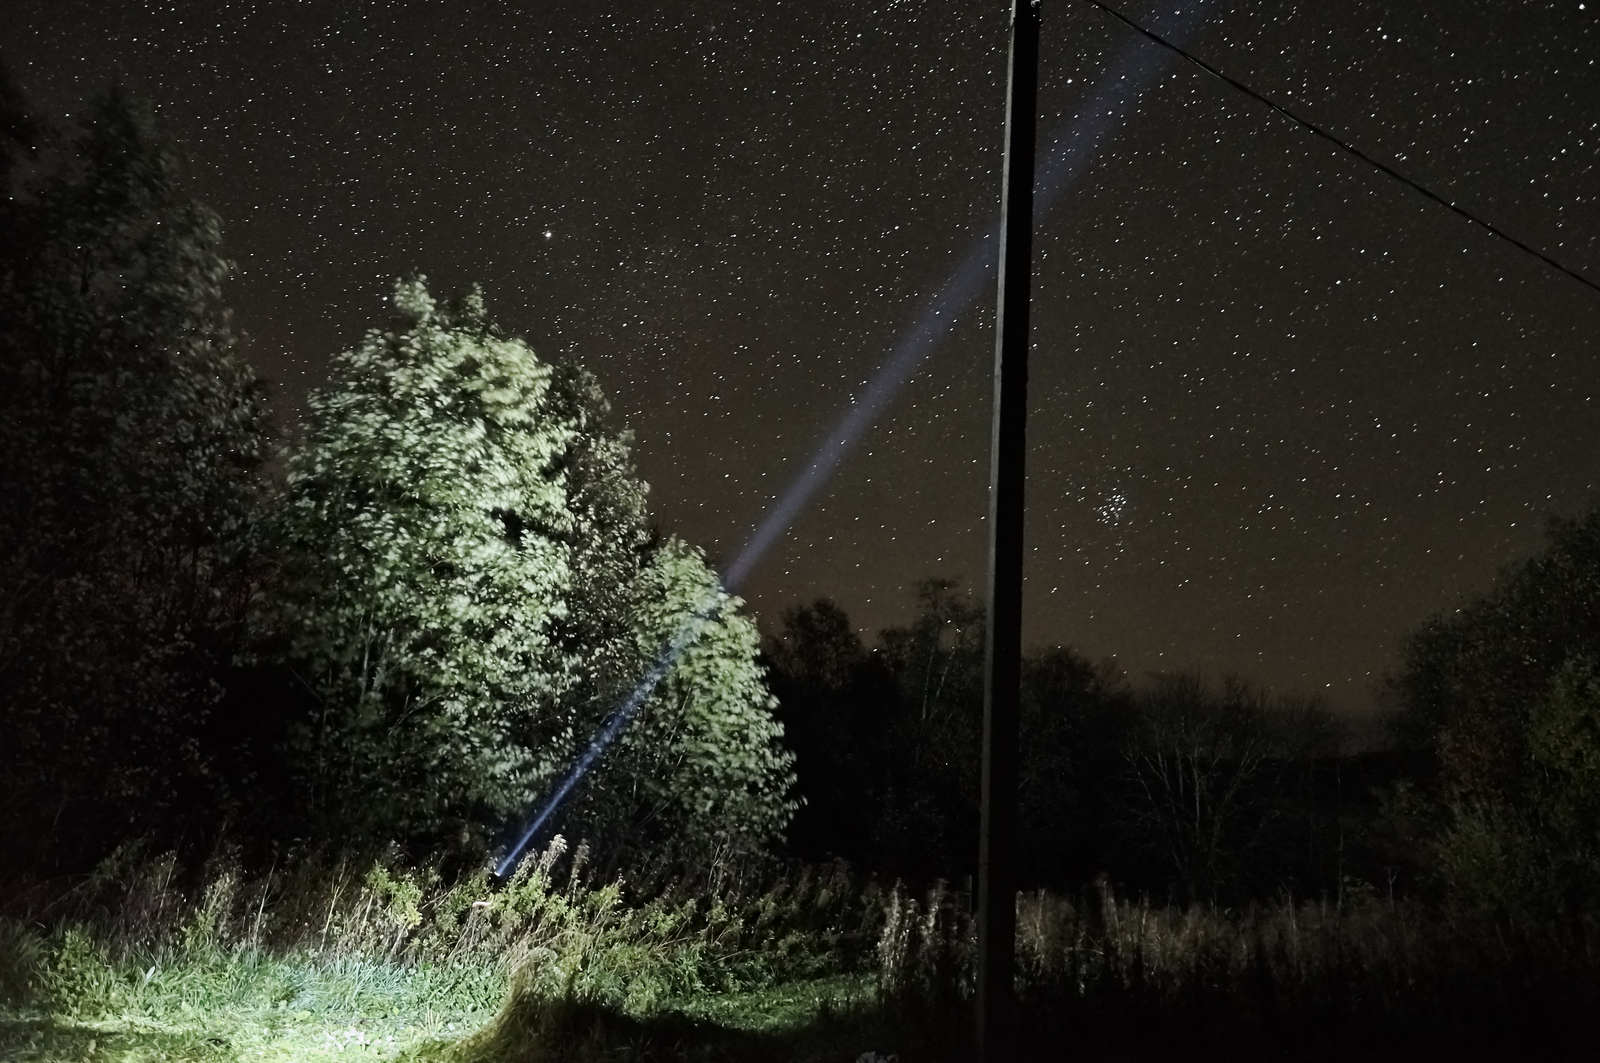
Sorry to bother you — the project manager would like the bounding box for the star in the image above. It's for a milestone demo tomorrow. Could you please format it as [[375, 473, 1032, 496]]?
[[12, 0, 1595, 723]]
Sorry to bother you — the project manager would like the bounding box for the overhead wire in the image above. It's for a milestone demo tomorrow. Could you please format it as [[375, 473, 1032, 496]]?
[[1080, 0, 1600, 301]]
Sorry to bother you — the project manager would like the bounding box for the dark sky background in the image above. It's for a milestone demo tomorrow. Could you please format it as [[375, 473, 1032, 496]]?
[[11, 0, 1598, 734]]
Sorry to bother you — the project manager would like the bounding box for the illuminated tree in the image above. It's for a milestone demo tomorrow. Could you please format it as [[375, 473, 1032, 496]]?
[[259, 278, 581, 847], [579, 538, 798, 866], [260, 278, 794, 860], [0, 86, 269, 862]]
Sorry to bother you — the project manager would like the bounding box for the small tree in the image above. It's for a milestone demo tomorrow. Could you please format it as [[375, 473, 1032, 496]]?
[[874, 579, 986, 876], [258, 278, 586, 849], [765, 598, 892, 862], [1018, 647, 1132, 886], [1120, 675, 1288, 903], [1389, 508, 1600, 800], [1437, 657, 1600, 920], [1389, 509, 1600, 915]]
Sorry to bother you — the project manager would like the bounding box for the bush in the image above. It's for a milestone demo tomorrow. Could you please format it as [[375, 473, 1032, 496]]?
[[1434, 657, 1600, 920]]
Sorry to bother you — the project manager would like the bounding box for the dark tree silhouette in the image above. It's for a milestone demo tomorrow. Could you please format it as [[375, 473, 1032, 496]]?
[[0, 85, 270, 868]]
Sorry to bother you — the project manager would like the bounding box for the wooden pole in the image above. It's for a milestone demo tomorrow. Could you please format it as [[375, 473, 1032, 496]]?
[[978, 1, 1039, 1060]]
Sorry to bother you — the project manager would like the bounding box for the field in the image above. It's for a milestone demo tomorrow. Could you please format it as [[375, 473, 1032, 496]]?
[[3, 840, 1596, 1062]]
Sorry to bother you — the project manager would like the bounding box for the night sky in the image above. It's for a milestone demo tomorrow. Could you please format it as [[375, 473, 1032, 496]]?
[[11, 1, 1598, 731]]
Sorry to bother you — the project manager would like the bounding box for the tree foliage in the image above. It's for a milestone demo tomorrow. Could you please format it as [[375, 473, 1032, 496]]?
[[872, 579, 987, 863], [1018, 647, 1132, 884], [1434, 657, 1600, 919], [1389, 507, 1600, 916], [1389, 508, 1600, 799], [258, 278, 793, 863], [0, 79, 794, 869], [768, 583, 1131, 885], [0, 85, 269, 862], [765, 598, 891, 862], [766, 584, 1357, 899], [584, 538, 799, 867]]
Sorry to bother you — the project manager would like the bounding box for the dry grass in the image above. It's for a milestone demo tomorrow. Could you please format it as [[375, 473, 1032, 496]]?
[[877, 876, 1600, 1059], [7, 840, 1599, 1060]]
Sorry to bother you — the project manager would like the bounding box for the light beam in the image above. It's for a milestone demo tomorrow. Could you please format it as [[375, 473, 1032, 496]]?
[[495, 4, 1213, 879]]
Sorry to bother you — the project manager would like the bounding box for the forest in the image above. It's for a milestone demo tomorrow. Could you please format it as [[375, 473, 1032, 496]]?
[[3, 80, 1600, 1062]]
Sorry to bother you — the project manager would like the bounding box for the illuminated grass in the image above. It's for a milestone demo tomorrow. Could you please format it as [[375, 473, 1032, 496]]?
[[0, 929, 479, 1061], [0, 960, 467, 1056], [0, 936, 882, 1063], [0, 928, 886, 1063], [0, 843, 884, 1062]]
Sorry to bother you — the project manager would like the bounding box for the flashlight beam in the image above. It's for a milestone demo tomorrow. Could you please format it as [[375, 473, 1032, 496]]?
[[495, 602, 716, 879], [495, 4, 1215, 879], [721, 4, 1212, 590]]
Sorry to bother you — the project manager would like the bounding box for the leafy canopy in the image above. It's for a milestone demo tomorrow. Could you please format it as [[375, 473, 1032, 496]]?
[[260, 278, 795, 863]]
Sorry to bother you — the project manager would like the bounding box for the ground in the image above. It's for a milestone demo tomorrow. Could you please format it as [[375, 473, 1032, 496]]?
[[0, 970, 890, 1063]]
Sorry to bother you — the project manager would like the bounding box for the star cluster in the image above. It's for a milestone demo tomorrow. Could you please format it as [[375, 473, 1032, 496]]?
[[11, 0, 1598, 729]]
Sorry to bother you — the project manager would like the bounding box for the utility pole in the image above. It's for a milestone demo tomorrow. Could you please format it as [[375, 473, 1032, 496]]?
[[978, 1, 1039, 1060]]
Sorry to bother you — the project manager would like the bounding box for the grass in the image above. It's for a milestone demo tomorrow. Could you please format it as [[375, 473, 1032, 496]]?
[[0, 940, 471, 1060], [875, 878, 1600, 1060], [0, 839, 890, 1062], [6, 840, 1600, 1061], [0, 907, 482, 1061]]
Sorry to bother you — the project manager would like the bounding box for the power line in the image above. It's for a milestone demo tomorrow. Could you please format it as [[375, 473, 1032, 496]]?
[[1080, 0, 1600, 301]]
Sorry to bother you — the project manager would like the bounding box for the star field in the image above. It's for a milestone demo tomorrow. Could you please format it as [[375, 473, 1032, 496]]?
[[11, 0, 1598, 730]]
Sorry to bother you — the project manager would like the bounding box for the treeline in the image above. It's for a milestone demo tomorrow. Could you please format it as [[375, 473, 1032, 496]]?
[[0, 80, 794, 878], [763, 580, 1396, 904], [766, 511, 1600, 915]]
